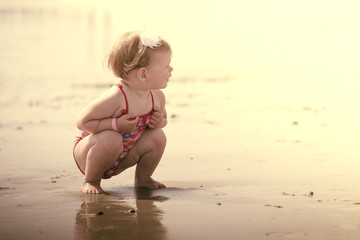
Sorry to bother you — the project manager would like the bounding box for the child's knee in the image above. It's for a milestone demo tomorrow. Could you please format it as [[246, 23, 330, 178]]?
[[150, 128, 167, 148], [95, 130, 123, 154]]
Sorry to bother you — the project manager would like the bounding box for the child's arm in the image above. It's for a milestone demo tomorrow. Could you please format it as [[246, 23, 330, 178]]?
[[149, 90, 167, 129], [77, 87, 138, 134]]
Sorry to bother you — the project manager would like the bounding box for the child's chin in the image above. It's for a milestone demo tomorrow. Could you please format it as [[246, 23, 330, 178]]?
[[161, 82, 168, 88]]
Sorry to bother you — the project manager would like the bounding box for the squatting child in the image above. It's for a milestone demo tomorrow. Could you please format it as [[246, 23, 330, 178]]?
[[73, 31, 173, 194]]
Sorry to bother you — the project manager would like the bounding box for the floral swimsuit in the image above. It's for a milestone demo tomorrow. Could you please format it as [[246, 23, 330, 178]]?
[[73, 83, 154, 179]]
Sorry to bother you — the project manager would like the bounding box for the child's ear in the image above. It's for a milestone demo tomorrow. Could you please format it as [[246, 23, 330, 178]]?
[[137, 67, 147, 81]]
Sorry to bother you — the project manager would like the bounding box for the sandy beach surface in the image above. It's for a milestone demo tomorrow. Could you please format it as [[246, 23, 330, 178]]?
[[1, 1, 360, 239]]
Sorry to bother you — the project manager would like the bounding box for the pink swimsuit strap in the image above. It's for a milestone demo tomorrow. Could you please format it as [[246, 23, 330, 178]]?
[[115, 83, 154, 114]]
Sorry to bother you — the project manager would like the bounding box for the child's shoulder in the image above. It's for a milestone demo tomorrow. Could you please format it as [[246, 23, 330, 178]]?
[[151, 89, 165, 97], [152, 89, 165, 101], [93, 85, 126, 109], [151, 89, 166, 108], [99, 84, 124, 98]]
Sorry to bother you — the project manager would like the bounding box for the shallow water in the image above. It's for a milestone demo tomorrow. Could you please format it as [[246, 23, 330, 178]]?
[[1, 1, 360, 239]]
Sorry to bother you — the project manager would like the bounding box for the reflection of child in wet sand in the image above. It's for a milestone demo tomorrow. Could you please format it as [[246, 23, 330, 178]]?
[[73, 31, 173, 194]]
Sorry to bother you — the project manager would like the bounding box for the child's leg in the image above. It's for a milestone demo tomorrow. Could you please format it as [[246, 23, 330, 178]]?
[[74, 130, 123, 194], [134, 128, 166, 189], [113, 128, 166, 189]]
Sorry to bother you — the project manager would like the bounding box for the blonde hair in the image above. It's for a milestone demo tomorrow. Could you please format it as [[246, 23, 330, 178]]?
[[107, 31, 171, 79]]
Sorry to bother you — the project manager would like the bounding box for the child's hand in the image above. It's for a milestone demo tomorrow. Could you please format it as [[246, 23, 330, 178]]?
[[149, 108, 164, 129], [117, 114, 139, 133]]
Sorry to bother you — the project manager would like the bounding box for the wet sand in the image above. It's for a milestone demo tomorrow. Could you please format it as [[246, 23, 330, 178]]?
[[1, 78, 360, 240], [1, 1, 360, 240]]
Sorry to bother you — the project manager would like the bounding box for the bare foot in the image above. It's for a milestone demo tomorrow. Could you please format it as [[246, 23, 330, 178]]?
[[135, 178, 166, 190], [81, 181, 105, 194]]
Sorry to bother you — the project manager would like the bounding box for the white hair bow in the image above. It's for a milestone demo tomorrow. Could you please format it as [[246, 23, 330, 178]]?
[[140, 31, 162, 55]]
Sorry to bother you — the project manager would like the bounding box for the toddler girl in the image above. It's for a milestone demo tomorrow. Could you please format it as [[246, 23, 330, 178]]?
[[73, 31, 173, 194]]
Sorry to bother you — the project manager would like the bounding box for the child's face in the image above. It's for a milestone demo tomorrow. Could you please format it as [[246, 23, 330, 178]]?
[[146, 50, 173, 89]]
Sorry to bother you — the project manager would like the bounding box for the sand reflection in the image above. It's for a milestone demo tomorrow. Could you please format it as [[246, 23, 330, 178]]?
[[74, 188, 167, 240]]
